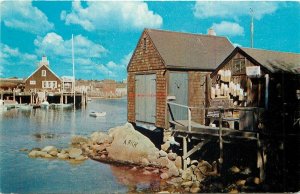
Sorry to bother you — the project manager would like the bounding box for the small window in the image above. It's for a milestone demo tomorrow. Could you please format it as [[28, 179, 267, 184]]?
[[42, 70, 46, 77], [30, 80, 36, 85], [42, 81, 47, 88], [232, 58, 246, 75], [143, 38, 147, 51]]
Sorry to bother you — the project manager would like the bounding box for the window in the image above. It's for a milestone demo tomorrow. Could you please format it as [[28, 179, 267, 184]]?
[[42, 70, 46, 77], [232, 58, 246, 75], [42, 81, 57, 89], [30, 80, 36, 85]]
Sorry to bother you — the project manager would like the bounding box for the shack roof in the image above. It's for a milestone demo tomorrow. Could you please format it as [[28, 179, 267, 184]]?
[[240, 47, 300, 74], [146, 29, 234, 71]]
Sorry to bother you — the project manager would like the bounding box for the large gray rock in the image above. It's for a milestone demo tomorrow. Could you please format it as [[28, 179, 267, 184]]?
[[107, 123, 158, 164], [90, 132, 113, 144]]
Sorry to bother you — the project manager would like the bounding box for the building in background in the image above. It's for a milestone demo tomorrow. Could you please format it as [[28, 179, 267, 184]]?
[[24, 56, 61, 93]]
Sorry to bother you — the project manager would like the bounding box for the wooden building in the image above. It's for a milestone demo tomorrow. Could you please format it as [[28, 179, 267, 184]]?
[[25, 56, 62, 93], [127, 29, 234, 129], [210, 47, 300, 132]]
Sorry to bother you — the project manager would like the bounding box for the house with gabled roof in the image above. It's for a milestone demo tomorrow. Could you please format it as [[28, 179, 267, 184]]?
[[25, 56, 62, 93], [127, 28, 234, 130], [210, 47, 300, 132]]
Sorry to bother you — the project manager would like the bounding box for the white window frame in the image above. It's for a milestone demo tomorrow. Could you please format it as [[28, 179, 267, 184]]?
[[30, 80, 36, 85], [42, 70, 46, 77], [42, 81, 57, 89]]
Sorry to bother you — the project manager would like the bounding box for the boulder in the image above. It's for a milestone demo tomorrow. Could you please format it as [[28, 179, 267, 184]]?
[[143, 170, 152, 175], [68, 148, 82, 159], [190, 186, 201, 193], [167, 153, 177, 161], [28, 150, 42, 158], [57, 153, 69, 159], [141, 158, 149, 165], [181, 181, 193, 187], [90, 132, 113, 144], [161, 141, 170, 152], [74, 155, 87, 161], [181, 168, 193, 181], [71, 136, 89, 145], [230, 166, 241, 174], [160, 172, 169, 179], [155, 157, 170, 167], [107, 123, 158, 164], [198, 160, 213, 175], [167, 164, 179, 177], [41, 146, 57, 153], [159, 150, 168, 157], [175, 156, 182, 169], [49, 150, 58, 156]]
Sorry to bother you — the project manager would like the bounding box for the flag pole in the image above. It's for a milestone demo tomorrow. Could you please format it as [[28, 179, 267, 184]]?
[[72, 34, 75, 109]]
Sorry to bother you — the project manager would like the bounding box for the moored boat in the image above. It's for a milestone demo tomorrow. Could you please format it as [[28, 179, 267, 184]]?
[[89, 111, 106, 117]]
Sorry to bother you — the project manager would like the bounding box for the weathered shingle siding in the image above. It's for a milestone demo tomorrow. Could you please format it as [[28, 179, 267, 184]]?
[[127, 31, 167, 128], [188, 71, 210, 124]]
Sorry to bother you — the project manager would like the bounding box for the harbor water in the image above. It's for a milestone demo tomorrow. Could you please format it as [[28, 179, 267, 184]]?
[[0, 98, 161, 193]]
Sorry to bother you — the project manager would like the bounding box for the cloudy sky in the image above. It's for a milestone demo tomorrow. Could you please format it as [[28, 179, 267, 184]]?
[[1, 1, 299, 80]]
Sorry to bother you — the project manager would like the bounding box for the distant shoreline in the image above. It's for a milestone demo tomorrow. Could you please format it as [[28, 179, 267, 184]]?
[[90, 96, 127, 100]]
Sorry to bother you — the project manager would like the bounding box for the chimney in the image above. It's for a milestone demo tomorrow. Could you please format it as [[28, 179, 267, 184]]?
[[207, 28, 216, 36]]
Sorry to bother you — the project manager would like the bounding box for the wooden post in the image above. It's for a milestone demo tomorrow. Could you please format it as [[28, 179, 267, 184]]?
[[19, 96, 22, 104], [188, 108, 192, 132], [64, 95, 67, 104], [218, 108, 223, 173], [183, 137, 187, 170], [265, 74, 269, 110], [257, 133, 265, 182], [13, 89, 15, 102], [30, 93, 32, 104], [60, 93, 63, 104]]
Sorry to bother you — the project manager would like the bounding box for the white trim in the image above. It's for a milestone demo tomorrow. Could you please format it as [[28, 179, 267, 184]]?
[[30, 80, 36, 85], [25, 64, 62, 82], [42, 81, 57, 89]]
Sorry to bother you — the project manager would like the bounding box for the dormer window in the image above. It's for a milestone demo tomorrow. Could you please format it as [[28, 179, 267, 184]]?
[[42, 70, 46, 77]]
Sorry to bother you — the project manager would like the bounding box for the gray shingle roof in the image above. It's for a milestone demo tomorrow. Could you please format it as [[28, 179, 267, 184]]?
[[241, 47, 300, 74], [146, 29, 234, 70]]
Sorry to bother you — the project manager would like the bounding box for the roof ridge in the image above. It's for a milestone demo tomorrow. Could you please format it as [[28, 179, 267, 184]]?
[[241, 47, 300, 55], [145, 28, 229, 39]]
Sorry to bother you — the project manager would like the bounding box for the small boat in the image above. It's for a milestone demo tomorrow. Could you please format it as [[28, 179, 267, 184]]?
[[40, 101, 49, 109], [19, 104, 33, 111], [87, 97, 92, 101], [89, 111, 106, 117], [52, 103, 74, 109]]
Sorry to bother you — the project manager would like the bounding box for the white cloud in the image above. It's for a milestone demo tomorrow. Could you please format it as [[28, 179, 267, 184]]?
[[210, 21, 244, 36], [1, 1, 54, 34], [60, 1, 162, 31], [0, 43, 37, 77], [34, 32, 108, 76], [194, 1, 279, 20], [97, 52, 132, 80]]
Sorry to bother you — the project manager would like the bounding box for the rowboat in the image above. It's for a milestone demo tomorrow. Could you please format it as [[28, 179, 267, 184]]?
[[89, 111, 106, 117]]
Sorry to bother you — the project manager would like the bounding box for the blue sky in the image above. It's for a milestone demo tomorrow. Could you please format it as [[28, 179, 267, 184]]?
[[1, 1, 299, 80]]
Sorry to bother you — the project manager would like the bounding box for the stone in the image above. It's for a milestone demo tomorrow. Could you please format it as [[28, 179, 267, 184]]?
[[159, 150, 168, 157], [241, 167, 251, 175], [181, 181, 193, 187], [28, 150, 42, 158], [75, 155, 87, 161], [130, 167, 137, 171], [143, 170, 152, 175], [170, 177, 183, 184], [194, 168, 205, 182], [49, 150, 58, 156], [141, 158, 149, 165], [60, 149, 68, 154], [152, 169, 159, 174], [92, 144, 107, 152], [160, 172, 169, 179], [186, 157, 191, 165], [71, 136, 89, 145], [175, 156, 182, 169], [161, 141, 170, 152], [44, 153, 53, 158], [107, 123, 158, 164], [236, 179, 246, 186], [230, 166, 241, 174], [147, 153, 159, 164], [100, 154, 106, 159], [167, 153, 177, 161], [155, 157, 170, 167], [41, 146, 57, 153], [167, 165, 179, 177], [90, 132, 113, 144], [20, 148, 28, 152], [181, 168, 193, 181], [57, 153, 69, 159], [68, 148, 82, 159], [190, 186, 201, 193], [229, 189, 239, 194], [254, 177, 260, 185], [198, 160, 213, 175]]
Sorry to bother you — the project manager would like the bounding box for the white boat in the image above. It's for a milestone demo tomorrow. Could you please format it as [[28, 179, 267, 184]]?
[[87, 97, 92, 101], [89, 111, 106, 117], [40, 101, 49, 108], [52, 103, 74, 109], [19, 104, 33, 111]]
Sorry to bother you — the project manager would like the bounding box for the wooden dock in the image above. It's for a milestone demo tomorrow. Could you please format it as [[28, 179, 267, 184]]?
[[167, 101, 266, 181]]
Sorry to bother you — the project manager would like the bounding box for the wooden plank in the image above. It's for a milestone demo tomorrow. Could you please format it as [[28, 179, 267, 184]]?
[[183, 137, 187, 170], [183, 140, 209, 159]]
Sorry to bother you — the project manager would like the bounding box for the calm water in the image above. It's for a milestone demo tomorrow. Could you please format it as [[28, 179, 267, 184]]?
[[0, 98, 160, 193]]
